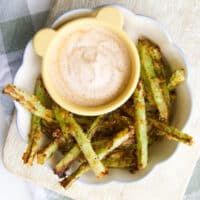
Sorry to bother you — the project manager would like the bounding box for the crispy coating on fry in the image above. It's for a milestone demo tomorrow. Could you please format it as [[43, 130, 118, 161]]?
[[149, 118, 193, 145], [133, 81, 148, 169], [60, 128, 134, 188], [54, 115, 104, 177], [22, 77, 47, 165], [138, 38, 168, 120], [22, 115, 41, 165], [168, 68, 185, 91], [3, 84, 54, 122], [54, 106, 107, 178]]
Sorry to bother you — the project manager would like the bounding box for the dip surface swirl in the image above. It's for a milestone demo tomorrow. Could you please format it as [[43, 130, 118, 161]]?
[[51, 24, 131, 106]]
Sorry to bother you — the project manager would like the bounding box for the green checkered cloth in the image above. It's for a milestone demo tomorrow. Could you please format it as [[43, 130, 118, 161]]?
[[0, 0, 49, 122], [0, 0, 199, 200]]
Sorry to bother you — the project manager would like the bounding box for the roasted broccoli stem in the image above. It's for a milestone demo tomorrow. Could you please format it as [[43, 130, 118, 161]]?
[[138, 39, 168, 120], [54, 115, 104, 177], [149, 118, 193, 145], [22, 77, 48, 165], [103, 150, 136, 168], [60, 128, 134, 188], [168, 68, 185, 91], [146, 39, 170, 107], [37, 129, 67, 164], [54, 106, 107, 178], [133, 81, 148, 169], [22, 115, 41, 165], [3, 83, 54, 122]]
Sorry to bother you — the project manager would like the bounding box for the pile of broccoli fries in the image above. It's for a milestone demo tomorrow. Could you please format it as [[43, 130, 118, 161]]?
[[2, 38, 193, 189]]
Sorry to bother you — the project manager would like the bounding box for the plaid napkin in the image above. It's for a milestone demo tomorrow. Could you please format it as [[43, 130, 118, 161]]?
[[0, 0, 49, 123], [0, 0, 199, 199]]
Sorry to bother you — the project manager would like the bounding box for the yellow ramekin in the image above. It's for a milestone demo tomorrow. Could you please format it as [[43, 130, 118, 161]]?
[[33, 7, 140, 116]]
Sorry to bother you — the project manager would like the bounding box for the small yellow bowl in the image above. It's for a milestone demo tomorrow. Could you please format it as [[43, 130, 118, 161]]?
[[33, 7, 140, 116]]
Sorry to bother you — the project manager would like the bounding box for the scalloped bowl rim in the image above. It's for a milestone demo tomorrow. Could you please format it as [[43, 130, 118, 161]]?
[[13, 4, 192, 186]]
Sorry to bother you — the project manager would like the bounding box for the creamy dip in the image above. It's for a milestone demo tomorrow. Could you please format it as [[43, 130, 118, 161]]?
[[51, 24, 131, 106]]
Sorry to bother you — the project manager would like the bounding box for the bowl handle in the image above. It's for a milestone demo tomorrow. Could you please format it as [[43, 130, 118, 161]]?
[[32, 28, 57, 57], [96, 7, 124, 29]]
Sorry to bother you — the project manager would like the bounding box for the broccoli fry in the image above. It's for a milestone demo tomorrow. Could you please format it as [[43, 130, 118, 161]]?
[[168, 68, 185, 91], [60, 128, 134, 188], [138, 39, 168, 120], [37, 129, 67, 164], [149, 118, 193, 145], [134, 81, 148, 169], [146, 39, 170, 106], [54, 106, 107, 178], [3, 84, 54, 122], [141, 67, 155, 105], [54, 115, 103, 177], [22, 77, 48, 165], [103, 150, 136, 168], [22, 115, 41, 165]]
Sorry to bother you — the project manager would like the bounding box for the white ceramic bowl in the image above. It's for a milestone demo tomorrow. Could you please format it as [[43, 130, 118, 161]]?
[[13, 4, 192, 184]]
